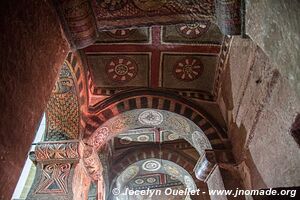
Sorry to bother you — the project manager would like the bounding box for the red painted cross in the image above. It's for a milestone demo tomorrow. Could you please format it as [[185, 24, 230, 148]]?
[[84, 27, 221, 88]]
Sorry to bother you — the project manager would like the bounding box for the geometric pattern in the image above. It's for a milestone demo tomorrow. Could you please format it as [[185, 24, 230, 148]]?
[[128, 173, 183, 190], [35, 163, 71, 194], [176, 21, 211, 39], [85, 25, 224, 100], [98, 0, 128, 11], [173, 57, 203, 81], [92, 0, 215, 30], [86, 89, 228, 150], [138, 110, 163, 126], [45, 63, 79, 140], [105, 56, 138, 83], [132, 0, 167, 11]]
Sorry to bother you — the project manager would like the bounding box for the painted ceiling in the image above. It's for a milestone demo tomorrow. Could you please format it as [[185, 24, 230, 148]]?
[[128, 173, 183, 190], [114, 128, 184, 149], [113, 159, 197, 196], [55, 0, 241, 49], [83, 22, 226, 103]]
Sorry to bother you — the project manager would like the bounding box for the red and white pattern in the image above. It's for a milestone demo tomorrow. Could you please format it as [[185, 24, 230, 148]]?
[[176, 21, 211, 39], [173, 57, 203, 81], [106, 57, 138, 83]]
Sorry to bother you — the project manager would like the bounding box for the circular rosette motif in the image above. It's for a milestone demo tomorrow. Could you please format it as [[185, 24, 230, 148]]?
[[138, 110, 164, 126], [133, 0, 167, 11], [134, 178, 145, 185], [173, 57, 203, 81], [106, 28, 136, 39], [176, 21, 211, 39], [137, 135, 150, 142], [146, 177, 157, 183], [106, 57, 138, 83], [98, 0, 128, 11], [142, 160, 161, 171]]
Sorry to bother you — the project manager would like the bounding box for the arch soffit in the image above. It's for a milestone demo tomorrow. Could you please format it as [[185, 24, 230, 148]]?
[[111, 146, 198, 178], [85, 89, 229, 150], [114, 159, 197, 192]]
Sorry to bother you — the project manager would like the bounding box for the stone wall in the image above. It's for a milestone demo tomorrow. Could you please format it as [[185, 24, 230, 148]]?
[[0, 0, 69, 199], [221, 37, 300, 190], [245, 0, 300, 98]]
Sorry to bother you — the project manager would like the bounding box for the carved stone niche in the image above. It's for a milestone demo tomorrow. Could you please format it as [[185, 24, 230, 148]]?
[[27, 141, 80, 200]]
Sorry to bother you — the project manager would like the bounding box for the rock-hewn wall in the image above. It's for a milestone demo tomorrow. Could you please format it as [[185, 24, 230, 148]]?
[[221, 37, 300, 189], [0, 0, 69, 199], [245, 0, 300, 98]]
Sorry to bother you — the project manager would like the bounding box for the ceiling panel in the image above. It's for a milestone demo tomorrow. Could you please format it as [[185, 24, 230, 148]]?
[[96, 27, 150, 44], [161, 53, 218, 93], [87, 53, 150, 89], [162, 22, 223, 44]]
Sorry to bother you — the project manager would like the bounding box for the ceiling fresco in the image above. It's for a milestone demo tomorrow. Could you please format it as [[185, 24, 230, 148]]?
[[84, 22, 226, 101], [113, 159, 197, 197], [114, 128, 183, 149], [91, 0, 215, 31], [54, 0, 241, 49], [128, 173, 183, 190], [89, 109, 213, 154]]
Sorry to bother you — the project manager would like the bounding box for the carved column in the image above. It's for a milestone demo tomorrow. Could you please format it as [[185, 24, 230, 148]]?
[[27, 141, 80, 200]]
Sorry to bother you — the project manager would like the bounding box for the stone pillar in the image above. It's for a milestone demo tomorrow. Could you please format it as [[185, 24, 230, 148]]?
[[27, 141, 80, 200]]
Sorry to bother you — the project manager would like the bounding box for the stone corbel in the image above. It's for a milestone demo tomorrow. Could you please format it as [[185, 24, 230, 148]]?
[[194, 150, 217, 182], [27, 141, 80, 200], [194, 149, 235, 182]]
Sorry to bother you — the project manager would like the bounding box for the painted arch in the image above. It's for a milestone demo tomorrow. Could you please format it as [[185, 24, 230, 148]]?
[[85, 89, 229, 150]]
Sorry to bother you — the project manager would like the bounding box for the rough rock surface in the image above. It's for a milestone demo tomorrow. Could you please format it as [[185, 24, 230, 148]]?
[[223, 37, 300, 189], [246, 0, 300, 99], [0, 0, 69, 199]]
